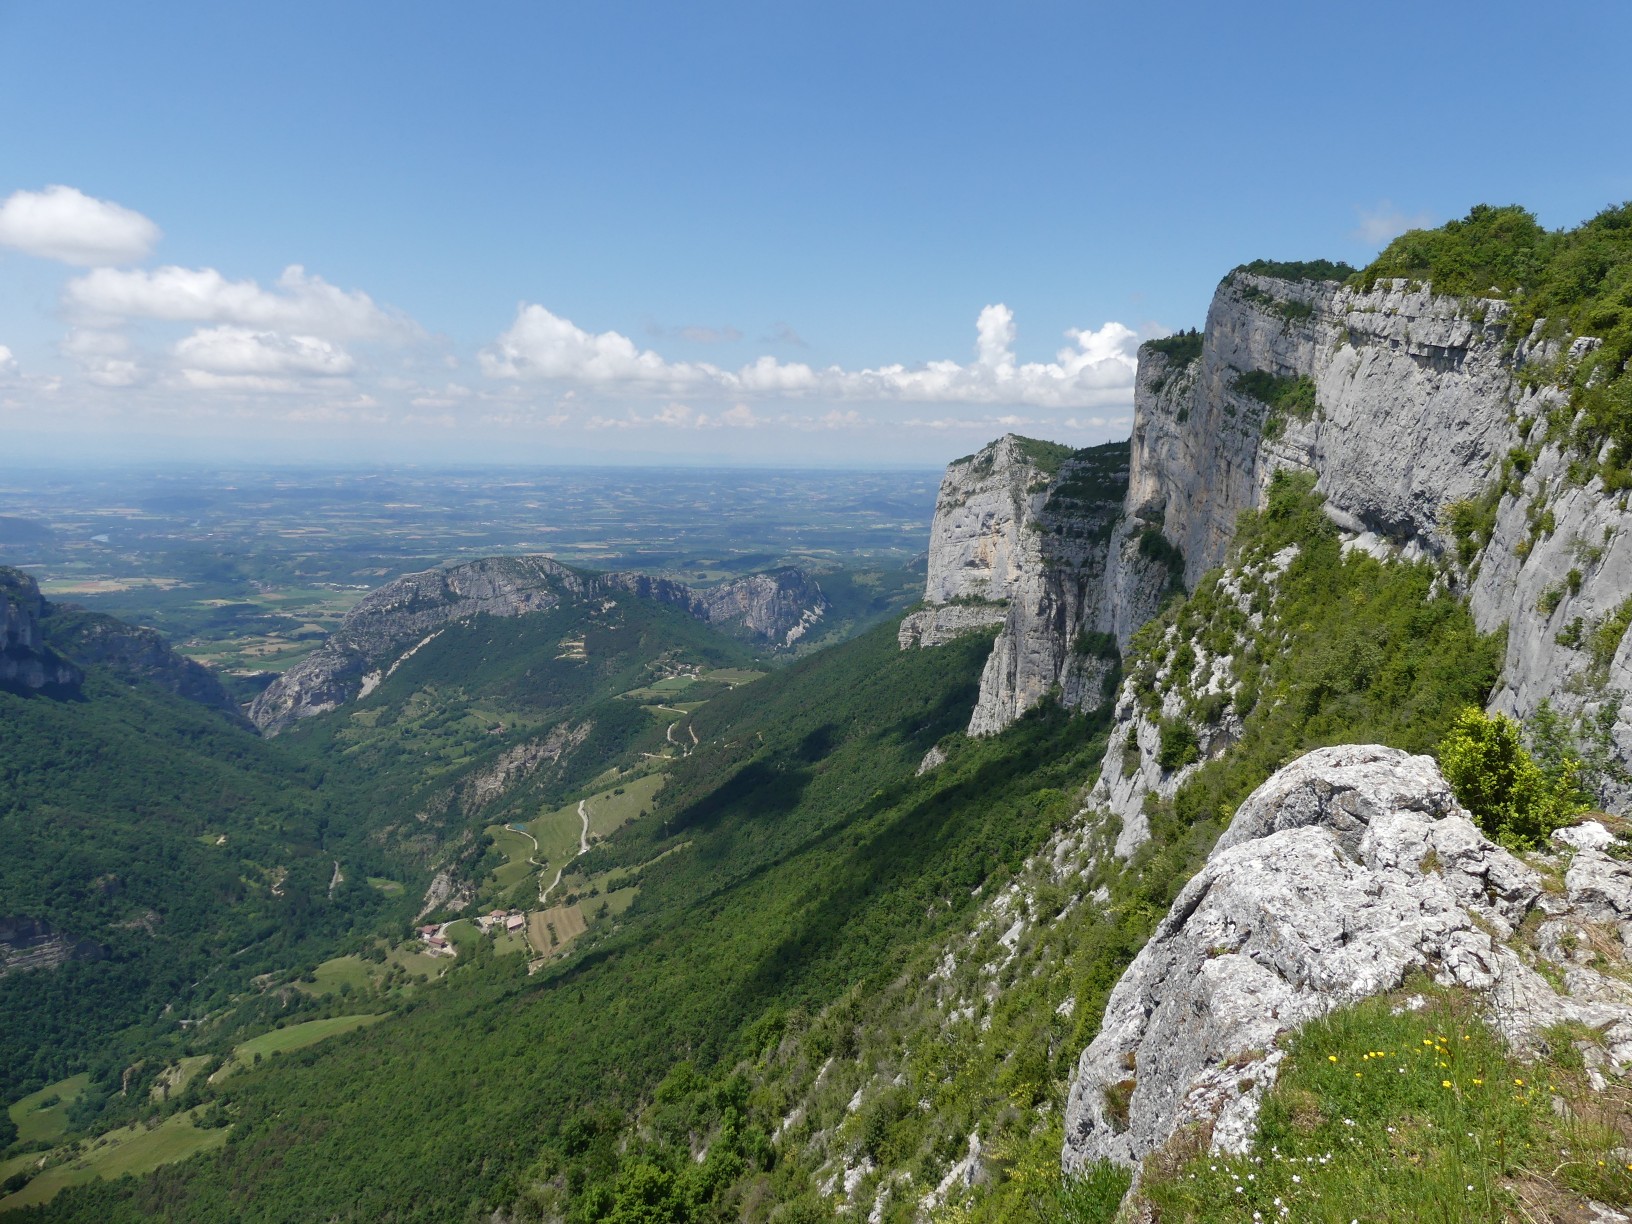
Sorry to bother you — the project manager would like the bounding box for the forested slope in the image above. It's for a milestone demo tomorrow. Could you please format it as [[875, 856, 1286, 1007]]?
[[20, 620, 1114, 1220]]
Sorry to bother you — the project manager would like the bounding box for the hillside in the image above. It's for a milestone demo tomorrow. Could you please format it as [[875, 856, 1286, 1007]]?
[[0, 582, 377, 1096], [15, 622, 1116, 1220], [8, 203, 1632, 1222]]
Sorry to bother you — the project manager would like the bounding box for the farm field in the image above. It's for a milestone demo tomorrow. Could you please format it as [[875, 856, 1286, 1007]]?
[[232, 1014, 385, 1063], [0, 1111, 228, 1211], [483, 770, 668, 903], [8, 1074, 90, 1145], [296, 942, 449, 999]]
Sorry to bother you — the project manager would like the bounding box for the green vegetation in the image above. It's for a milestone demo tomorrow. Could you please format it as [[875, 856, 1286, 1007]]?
[[1128, 470, 1502, 915], [1144, 328, 1203, 364], [1012, 436, 1077, 479], [0, 658, 390, 1098], [1438, 707, 1588, 849], [1443, 484, 1502, 568], [1230, 369, 1319, 438], [1235, 258, 1357, 283], [1358, 202, 1632, 487], [29, 622, 1117, 1221], [230, 1013, 385, 1062], [1156, 716, 1199, 771], [0, 1111, 229, 1211], [1138, 986, 1632, 1221], [8, 1075, 90, 1146]]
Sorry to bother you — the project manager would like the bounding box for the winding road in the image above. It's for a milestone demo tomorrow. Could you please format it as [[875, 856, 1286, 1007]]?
[[538, 799, 592, 905]]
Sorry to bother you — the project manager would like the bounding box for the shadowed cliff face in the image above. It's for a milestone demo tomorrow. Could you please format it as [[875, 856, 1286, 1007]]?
[[0, 567, 82, 693], [899, 436, 1169, 736], [0, 915, 104, 977], [248, 557, 828, 734]]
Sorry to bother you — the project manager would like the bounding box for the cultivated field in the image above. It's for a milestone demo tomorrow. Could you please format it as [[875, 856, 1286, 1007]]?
[[8, 1073, 90, 1145], [0, 1111, 228, 1210]]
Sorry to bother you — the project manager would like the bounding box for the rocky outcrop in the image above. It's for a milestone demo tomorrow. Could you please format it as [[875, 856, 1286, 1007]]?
[[903, 436, 1159, 734], [1062, 745, 1632, 1176], [1086, 267, 1632, 825], [605, 567, 827, 646], [897, 603, 1006, 649], [0, 916, 104, 976], [0, 567, 82, 693], [250, 557, 828, 734], [45, 607, 248, 725]]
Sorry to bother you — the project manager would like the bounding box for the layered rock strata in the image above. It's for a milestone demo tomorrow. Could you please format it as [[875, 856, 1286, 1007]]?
[[900, 436, 1163, 734], [1093, 269, 1632, 822]]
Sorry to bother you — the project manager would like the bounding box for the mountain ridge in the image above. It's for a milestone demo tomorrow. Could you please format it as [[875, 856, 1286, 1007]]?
[[249, 558, 828, 733]]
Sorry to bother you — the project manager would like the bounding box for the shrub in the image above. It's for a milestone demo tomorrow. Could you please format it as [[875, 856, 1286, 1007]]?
[[1157, 718, 1200, 771], [1145, 328, 1203, 365], [1437, 708, 1587, 848], [1232, 370, 1319, 439]]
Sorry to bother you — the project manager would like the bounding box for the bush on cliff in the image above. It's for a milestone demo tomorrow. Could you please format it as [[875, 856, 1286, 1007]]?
[[1437, 706, 1588, 849]]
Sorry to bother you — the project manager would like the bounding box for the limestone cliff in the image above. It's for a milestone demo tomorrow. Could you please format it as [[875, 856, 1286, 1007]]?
[[0, 915, 104, 977], [250, 557, 827, 733], [1063, 745, 1632, 1175], [899, 436, 1158, 734], [0, 567, 82, 692], [1090, 268, 1632, 826]]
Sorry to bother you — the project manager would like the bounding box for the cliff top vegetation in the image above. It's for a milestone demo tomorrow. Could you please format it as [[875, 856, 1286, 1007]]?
[[1358, 202, 1632, 483]]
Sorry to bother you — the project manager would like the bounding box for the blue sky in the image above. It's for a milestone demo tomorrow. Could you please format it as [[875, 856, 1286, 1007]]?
[[2, 0, 1629, 466]]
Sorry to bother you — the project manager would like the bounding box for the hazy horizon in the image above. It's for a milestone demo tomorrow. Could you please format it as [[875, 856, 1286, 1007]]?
[[3, 1, 1629, 467]]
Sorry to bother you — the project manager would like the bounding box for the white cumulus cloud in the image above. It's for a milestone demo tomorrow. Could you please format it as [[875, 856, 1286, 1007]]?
[[174, 326, 355, 377], [0, 185, 160, 266], [65, 264, 415, 341], [481, 303, 1140, 410], [481, 305, 720, 385], [0, 345, 15, 372]]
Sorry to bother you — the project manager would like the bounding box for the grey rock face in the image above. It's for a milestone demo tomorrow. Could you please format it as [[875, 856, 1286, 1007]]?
[[0, 915, 104, 977], [1062, 745, 1632, 1175], [1084, 269, 1632, 825], [609, 567, 828, 646], [921, 436, 1047, 606], [250, 556, 828, 733], [905, 435, 1145, 734], [0, 566, 82, 692], [897, 603, 1006, 649]]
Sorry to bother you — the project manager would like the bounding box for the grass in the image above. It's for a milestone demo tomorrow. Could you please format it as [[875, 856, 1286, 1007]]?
[[1137, 987, 1632, 1221], [487, 826, 539, 890], [295, 944, 448, 998], [585, 772, 665, 838], [8, 1073, 90, 1145], [366, 876, 404, 894], [232, 1013, 385, 1062], [702, 668, 764, 686], [524, 797, 592, 868], [0, 1111, 228, 1210]]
